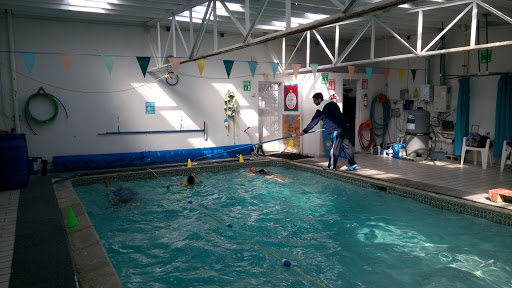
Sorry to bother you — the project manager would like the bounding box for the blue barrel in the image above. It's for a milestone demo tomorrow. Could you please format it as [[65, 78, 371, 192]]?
[[0, 133, 30, 191]]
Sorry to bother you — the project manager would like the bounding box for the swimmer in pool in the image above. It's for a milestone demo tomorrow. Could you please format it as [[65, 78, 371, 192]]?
[[109, 186, 139, 206], [248, 167, 285, 182], [177, 171, 201, 187]]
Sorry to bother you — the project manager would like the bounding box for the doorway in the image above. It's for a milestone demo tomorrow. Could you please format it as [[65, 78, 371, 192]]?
[[258, 82, 281, 152], [343, 80, 357, 145]]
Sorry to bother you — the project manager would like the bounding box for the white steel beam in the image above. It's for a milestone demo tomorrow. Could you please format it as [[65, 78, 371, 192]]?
[[213, 0, 217, 51], [157, 22, 162, 66], [219, 0, 247, 36], [190, 0, 213, 58], [477, 0, 512, 25], [330, 0, 346, 10], [189, 9, 193, 49], [282, 38, 285, 73], [422, 4, 472, 52], [307, 30, 310, 68], [243, 0, 270, 44], [370, 18, 375, 59], [343, 0, 359, 14], [285, 32, 307, 69], [470, 0, 477, 47], [417, 10, 422, 53], [172, 16, 177, 56], [374, 17, 417, 55], [335, 17, 372, 64], [335, 24, 340, 62], [175, 19, 190, 56], [286, 0, 291, 30], [245, 0, 250, 31], [147, 0, 208, 26], [312, 30, 335, 63]]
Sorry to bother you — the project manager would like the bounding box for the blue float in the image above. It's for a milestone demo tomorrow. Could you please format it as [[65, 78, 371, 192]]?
[[226, 223, 233, 228], [282, 259, 291, 267], [188, 200, 193, 204]]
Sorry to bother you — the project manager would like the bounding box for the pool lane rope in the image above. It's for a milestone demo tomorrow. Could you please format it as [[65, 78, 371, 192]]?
[[147, 168, 327, 288], [191, 129, 325, 164]]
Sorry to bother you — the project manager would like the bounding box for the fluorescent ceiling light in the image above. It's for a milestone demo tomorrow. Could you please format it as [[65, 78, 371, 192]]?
[[272, 21, 299, 28], [305, 13, 329, 20], [68, 6, 106, 13], [291, 17, 314, 24], [175, 16, 203, 23], [68, 0, 111, 9], [255, 25, 285, 31], [398, 3, 414, 8]]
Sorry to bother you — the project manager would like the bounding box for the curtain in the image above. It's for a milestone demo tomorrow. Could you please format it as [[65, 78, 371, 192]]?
[[493, 74, 512, 158], [454, 77, 470, 156]]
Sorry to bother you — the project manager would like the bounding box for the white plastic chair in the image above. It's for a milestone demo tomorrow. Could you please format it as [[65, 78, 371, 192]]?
[[461, 136, 492, 169], [500, 140, 511, 172]]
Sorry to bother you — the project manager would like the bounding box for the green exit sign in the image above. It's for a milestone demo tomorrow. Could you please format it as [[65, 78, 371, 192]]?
[[321, 73, 328, 84], [243, 80, 251, 91], [480, 50, 492, 63]]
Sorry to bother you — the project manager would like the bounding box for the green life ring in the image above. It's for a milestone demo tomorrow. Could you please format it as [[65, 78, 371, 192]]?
[[25, 90, 59, 124]]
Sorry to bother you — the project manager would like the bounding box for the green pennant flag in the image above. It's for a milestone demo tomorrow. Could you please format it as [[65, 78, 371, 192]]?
[[223, 60, 234, 78], [310, 63, 318, 77], [136, 56, 151, 78], [102, 55, 116, 75]]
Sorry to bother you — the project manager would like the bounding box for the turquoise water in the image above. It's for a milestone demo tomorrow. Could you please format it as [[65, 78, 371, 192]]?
[[74, 167, 512, 288]]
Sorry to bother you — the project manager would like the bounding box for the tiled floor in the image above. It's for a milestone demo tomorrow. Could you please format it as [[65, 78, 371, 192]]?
[[0, 152, 511, 287]]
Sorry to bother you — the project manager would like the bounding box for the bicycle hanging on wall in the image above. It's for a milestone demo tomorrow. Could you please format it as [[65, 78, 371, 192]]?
[[165, 64, 179, 86]]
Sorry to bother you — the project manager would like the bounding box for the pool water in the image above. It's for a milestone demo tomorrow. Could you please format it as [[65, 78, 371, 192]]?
[[74, 167, 512, 288]]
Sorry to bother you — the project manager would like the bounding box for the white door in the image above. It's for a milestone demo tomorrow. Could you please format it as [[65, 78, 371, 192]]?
[[258, 82, 281, 152]]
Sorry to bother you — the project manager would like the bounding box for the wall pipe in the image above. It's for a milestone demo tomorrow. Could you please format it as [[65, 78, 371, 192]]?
[[98, 122, 208, 140], [7, 9, 20, 133]]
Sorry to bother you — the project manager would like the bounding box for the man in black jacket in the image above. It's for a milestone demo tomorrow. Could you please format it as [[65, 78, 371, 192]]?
[[301, 92, 357, 171]]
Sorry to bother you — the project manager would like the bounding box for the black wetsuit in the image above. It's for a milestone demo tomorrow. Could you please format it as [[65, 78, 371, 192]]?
[[255, 169, 270, 175]]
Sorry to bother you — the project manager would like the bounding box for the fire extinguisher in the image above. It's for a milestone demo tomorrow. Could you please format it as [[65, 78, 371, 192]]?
[[363, 93, 368, 107]]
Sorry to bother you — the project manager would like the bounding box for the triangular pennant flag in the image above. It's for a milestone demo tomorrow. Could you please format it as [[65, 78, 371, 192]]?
[[223, 60, 235, 78], [310, 64, 318, 77], [384, 68, 390, 82], [291, 63, 301, 79], [348, 66, 355, 80], [20, 52, 36, 74], [168, 57, 181, 76], [270, 62, 279, 79], [196, 59, 207, 76], [136, 56, 151, 78], [398, 69, 405, 81], [101, 55, 116, 75], [411, 69, 417, 82], [248, 61, 258, 78], [59, 54, 75, 75], [366, 67, 373, 81]]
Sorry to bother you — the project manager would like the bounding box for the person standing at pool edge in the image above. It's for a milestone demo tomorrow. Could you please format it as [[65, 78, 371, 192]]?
[[301, 92, 357, 171]]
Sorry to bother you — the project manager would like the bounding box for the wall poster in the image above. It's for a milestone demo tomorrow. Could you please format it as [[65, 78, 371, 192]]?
[[284, 84, 298, 111], [282, 114, 301, 152]]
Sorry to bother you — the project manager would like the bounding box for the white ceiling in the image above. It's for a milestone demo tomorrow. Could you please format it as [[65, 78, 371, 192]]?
[[1, 0, 511, 47]]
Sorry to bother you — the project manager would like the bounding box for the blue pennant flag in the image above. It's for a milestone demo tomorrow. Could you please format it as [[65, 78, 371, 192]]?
[[223, 60, 234, 78], [136, 57, 151, 78], [20, 52, 36, 74], [248, 61, 258, 78], [270, 62, 279, 79], [366, 66, 373, 81]]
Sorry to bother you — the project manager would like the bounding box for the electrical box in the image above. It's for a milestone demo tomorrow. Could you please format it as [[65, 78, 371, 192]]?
[[419, 84, 433, 102], [391, 108, 401, 117], [433, 86, 450, 112]]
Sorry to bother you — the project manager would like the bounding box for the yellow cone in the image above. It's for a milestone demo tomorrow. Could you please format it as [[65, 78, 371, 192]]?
[[239, 154, 244, 162], [288, 139, 294, 149], [67, 207, 78, 228], [187, 159, 192, 167]]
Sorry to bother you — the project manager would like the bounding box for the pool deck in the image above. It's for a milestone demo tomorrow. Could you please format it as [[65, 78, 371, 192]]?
[[1, 152, 512, 287]]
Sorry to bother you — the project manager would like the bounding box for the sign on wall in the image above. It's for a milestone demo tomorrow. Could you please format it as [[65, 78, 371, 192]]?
[[145, 102, 155, 114], [328, 79, 335, 90], [243, 80, 251, 91], [321, 73, 328, 84], [282, 114, 301, 152], [362, 79, 368, 90], [480, 50, 492, 63], [284, 84, 298, 111]]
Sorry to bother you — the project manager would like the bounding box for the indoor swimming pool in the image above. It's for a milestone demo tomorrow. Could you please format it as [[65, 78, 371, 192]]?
[[73, 165, 512, 288]]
